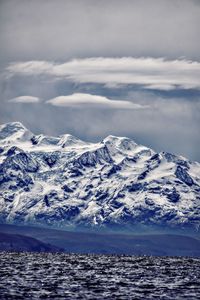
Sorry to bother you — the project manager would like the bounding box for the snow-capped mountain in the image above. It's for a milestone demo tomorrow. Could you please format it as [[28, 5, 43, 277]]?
[[0, 122, 199, 234]]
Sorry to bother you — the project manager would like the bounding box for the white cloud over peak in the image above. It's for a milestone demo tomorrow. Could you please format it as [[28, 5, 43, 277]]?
[[46, 93, 145, 109], [8, 96, 40, 103], [6, 57, 200, 91]]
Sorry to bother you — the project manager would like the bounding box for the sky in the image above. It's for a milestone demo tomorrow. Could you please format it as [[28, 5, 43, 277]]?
[[0, 0, 200, 161]]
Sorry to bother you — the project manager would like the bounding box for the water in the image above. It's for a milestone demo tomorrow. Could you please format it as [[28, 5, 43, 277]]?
[[0, 252, 199, 299]]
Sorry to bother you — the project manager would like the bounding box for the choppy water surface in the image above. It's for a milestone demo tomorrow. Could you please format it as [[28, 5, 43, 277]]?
[[0, 252, 200, 299]]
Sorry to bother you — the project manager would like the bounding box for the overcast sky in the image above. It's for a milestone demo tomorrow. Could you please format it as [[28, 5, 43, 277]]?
[[0, 0, 200, 161]]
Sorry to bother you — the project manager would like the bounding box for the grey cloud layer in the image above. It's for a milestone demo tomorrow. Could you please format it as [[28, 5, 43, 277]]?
[[7, 57, 200, 91], [0, 0, 199, 62]]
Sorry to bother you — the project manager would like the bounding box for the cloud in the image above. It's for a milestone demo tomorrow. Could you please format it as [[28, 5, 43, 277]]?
[[46, 93, 145, 109], [7, 57, 200, 91], [0, 0, 200, 62], [8, 96, 40, 103]]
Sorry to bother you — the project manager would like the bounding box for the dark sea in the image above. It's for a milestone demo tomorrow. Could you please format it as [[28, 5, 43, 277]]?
[[0, 252, 199, 299]]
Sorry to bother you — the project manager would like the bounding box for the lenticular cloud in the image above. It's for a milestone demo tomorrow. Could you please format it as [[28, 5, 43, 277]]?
[[46, 93, 145, 109], [7, 57, 200, 90], [8, 96, 40, 103]]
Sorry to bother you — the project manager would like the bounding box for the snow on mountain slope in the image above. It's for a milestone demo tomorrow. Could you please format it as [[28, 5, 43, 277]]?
[[0, 122, 199, 234]]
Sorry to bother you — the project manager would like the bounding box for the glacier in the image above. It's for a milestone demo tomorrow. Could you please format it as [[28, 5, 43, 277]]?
[[0, 122, 199, 234]]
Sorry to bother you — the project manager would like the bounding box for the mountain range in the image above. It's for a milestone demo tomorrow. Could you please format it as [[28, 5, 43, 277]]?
[[0, 224, 200, 256], [0, 122, 199, 235]]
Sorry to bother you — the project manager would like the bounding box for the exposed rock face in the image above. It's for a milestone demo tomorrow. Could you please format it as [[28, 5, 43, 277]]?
[[0, 122, 199, 233]]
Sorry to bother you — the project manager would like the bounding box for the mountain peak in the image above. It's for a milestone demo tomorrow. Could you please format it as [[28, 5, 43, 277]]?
[[59, 134, 89, 147], [102, 135, 139, 153], [0, 121, 26, 131], [0, 122, 33, 142]]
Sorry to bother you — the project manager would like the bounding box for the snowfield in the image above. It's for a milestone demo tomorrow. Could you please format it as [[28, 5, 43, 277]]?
[[0, 122, 199, 233]]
